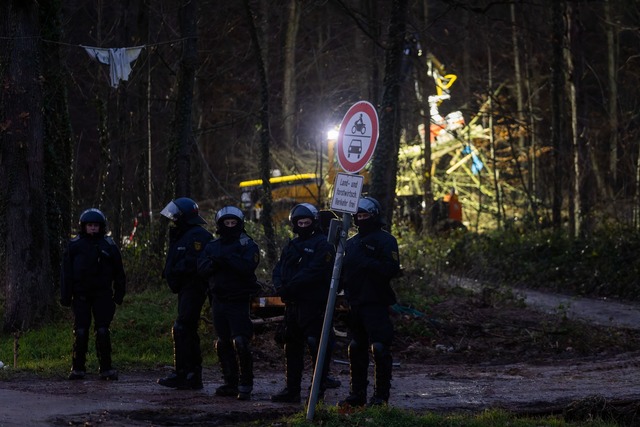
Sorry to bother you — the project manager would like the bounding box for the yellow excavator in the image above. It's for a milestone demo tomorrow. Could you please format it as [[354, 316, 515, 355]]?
[[238, 54, 498, 227]]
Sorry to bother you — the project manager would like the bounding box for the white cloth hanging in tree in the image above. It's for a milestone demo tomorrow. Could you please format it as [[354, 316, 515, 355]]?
[[82, 46, 144, 88]]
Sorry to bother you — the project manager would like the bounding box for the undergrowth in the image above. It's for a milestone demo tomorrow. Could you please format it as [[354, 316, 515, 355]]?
[[445, 225, 640, 301]]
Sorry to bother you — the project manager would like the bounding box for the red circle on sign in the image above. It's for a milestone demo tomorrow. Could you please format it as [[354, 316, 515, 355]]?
[[336, 101, 379, 173]]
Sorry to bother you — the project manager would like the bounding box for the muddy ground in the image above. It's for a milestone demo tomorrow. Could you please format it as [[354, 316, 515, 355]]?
[[2, 281, 640, 426]]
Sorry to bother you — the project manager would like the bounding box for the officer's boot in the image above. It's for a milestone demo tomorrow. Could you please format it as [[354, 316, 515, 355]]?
[[96, 327, 118, 380], [271, 341, 303, 403], [180, 365, 203, 390], [338, 340, 369, 407], [215, 339, 239, 397], [178, 328, 203, 390], [306, 336, 329, 401], [233, 336, 254, 400], [158, 322, 187, 388], [69, 328, 88, 380], [324, 333, 341, 389], [369, 342, 392, 406]]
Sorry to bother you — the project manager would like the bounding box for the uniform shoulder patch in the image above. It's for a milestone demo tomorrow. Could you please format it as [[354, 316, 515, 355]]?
[[104, 236, 117, 246], [194, 241, 203, 251]]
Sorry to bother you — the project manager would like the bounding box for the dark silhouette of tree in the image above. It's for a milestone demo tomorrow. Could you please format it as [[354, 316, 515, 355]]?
[[152, 0, 200, 257], [550, 0, 565, 230], [245, 0, 277, 265], [40, 0, 74, 298], [370, 0, 408, 225], [0, 1, 54, 332], [282, 0, 300, 150], [174, 0, 198, 197]]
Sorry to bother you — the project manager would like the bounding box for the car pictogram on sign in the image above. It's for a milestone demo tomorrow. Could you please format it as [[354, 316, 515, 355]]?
[[348, 139, 362, 158], [336, 101, 379, 173]]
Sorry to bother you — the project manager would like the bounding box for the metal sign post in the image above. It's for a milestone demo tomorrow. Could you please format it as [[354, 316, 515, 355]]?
[[306, 212, 351, 420], [306, 100, 378, 419]]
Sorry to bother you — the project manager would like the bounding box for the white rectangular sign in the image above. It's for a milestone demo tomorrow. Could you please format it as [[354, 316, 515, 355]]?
[[330, 173, 364, 214]]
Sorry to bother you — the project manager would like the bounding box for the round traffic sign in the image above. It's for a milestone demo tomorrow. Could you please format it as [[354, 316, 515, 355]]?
[[336, 101, 379, 173]]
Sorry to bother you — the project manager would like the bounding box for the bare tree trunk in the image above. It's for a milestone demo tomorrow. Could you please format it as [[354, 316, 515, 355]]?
[[488, 44, 502, 230], [112, 89, 126, 244], [566, 5, 579, 238], [40, 0, 74, 292], [175, 0, 198, 197], [282, 0, 300, 149], [155, 0, 198, 255], [566, 3, 593, 237], [634, 141, 640, 228], [110, 4, 138, 244], [523, 40, 540, 224], [370, 0, 408, 225], [550, 0, 565, 230], [418, 0, 434, 232], [245, 0, 277, 265], [605, 0, 618, 190], [0, 0, 53, 332], [510, 4, 526, 152], [512, 2, 541, 225], [361, 0, 380, 104], [96, 97, 110, 206]]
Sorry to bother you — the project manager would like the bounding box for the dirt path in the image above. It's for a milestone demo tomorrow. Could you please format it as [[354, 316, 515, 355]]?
[[3, 352, 640, 426], [515, 288, 640, 330], [2, 287, 640, 426], [450, 276, 640, 330]]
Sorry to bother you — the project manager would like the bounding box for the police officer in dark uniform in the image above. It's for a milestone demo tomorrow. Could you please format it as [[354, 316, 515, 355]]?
[[158, 197, 212, 390], [317, 209, 342, 390], [271, 203, 336, 403], [339, 197, 400, 407], [198, 206, 260, 401], [61, 208, 126, 381]]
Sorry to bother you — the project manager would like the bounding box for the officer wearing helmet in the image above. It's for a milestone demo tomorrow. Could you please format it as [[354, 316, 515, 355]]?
[[339, 196, 400, 407], [158, 197, 213, 390], [60, 208, 126, 381], [270, 203, 336, 403], [197, 206, 260, 401]]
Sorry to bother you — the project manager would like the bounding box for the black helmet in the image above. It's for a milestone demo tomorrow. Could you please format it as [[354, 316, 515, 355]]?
[[289, 203, 318, 224], [355, 196, 383, 231], [215, 206, 244, 224], [160, 197, 207, 225], [79, 208, 107, 235], [357, 197, 381, 217], [215, 206, 244, 238], [215, 206, 244, 226], [289, 203, 319, 237]]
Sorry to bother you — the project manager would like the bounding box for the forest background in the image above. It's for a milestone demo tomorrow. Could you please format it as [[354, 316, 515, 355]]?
[[1, 0, 639, 333]]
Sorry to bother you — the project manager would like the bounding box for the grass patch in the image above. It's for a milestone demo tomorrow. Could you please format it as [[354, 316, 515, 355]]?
[[272, 406, 619, 427], [0, 288, 216, 377]]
